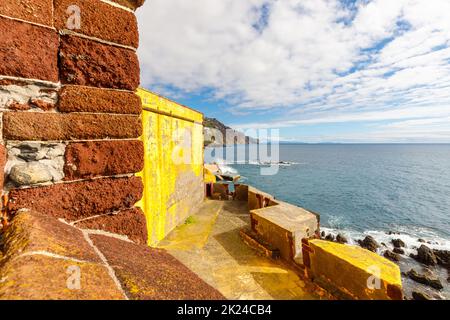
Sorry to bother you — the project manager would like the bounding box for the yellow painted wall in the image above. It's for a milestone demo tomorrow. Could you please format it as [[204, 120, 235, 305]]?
[[136, 88, 205, 246], [305, 240, 403, 300]]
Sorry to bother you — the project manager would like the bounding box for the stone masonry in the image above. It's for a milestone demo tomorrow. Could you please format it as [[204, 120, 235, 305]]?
[[0, 0, 147, 245], [0, 1, 230, 299]]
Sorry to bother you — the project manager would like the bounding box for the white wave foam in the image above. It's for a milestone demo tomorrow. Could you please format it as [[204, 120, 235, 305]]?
[[320, 226, 450, 254], [218, 165, 238, 175]]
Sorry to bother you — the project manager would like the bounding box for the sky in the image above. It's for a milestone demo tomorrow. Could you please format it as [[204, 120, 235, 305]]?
[[136, 0, 450, 143]]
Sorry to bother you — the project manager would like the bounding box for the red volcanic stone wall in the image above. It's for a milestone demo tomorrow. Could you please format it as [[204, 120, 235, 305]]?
[[0, 0, 53, 27], [58, 86, 142, 114], [75, 207, 148, 245], [64, 140, 144, 180], [59, 35, 140, 90], [54, 0, 139, 48], [8, 177, 143, 221], [0, 17, 59, 82], [0, 0, 147, 244], [3, 112, 142, 141], [0, 145, 6, 191]]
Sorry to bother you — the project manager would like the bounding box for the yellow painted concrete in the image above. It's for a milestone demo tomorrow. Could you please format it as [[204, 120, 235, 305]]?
[[160, 200, 324, 300], [136, 88, 205, 246], [204, 167, 217, 184], [307, 240, 403, 300], [158, 201, 223, 251]]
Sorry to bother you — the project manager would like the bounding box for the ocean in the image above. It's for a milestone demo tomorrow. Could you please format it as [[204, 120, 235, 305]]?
[[205, 143, 450, 298]]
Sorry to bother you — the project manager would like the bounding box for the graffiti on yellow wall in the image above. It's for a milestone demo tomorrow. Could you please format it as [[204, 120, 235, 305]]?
[[136, 88, 205, 246]]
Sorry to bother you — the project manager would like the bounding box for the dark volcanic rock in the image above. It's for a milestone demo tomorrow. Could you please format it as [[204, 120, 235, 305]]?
[[358, 236, 379, 252], [393, 247, 405, 255], [412, 245, 438, 266], [412, 291, 431, 300], [392, 238, 406, 248], [383, 250, 400, 262], [407, 269, 443, 290], [321, 231, 325, 238], [418, 239, 426, 243], [433, 249, 450, 266], [336, 234, 348, 244], [325, 234, 335, 242]]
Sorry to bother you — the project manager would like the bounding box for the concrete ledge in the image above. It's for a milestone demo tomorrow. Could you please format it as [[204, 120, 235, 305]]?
[[250, 200, 319, 264], [302, 239, 403, 300], [248, 186, 277, 210]]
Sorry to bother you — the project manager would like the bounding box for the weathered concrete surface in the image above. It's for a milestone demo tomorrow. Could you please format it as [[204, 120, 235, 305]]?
[[303, 239, 403, 300], [137, 89, 205, 246], [0, 210, 224, 300], [248, 186, 276, 211], [251, 199, 319, 264], [158, 201, 223, 251], [159, 200, 326, 300]]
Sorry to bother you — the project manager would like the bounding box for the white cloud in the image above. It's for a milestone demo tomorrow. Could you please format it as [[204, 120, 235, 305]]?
[[137, 0, 450, 141]]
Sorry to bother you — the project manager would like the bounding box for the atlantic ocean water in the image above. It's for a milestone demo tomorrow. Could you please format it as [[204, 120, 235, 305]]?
[[205, 144, 450, 298]]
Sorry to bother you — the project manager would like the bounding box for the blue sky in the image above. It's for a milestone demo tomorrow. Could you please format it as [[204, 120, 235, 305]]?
[[137, 0, 450, 143]]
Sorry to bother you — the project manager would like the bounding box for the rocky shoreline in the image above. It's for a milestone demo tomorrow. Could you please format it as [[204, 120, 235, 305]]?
[[320, 230, 450, 300]]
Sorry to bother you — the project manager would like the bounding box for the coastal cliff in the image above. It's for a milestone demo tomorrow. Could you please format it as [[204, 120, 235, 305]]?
[[203, 117, 258, 146]]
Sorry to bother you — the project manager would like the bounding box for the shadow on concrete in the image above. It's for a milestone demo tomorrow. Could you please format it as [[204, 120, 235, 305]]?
[[213, 227, 258, 266], [250, 272, 316, 300], [220, 201, 251, 225]]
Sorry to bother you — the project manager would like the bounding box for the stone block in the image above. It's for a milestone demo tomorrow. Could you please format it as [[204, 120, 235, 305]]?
[[75, 207, 147, 245], [59, 35, 139, 90], [7, 176, 143, 221], [54, 0, 139, 47], [0, 17, 58, 82], [64, 140, 144, 180], [0, 0, 53, 26], [58, 85, 141, 114], [3, 112, 142, 141]]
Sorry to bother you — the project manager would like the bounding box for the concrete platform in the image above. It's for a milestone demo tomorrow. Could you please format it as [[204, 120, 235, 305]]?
[[158, 200, 326, 300], [250, 201, 319, 264]]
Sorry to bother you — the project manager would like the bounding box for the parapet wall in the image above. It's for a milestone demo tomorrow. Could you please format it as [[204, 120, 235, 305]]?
[[0, 0, 147, 244], [240, 186, 403, 299], [302, 239, 403, 300]]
